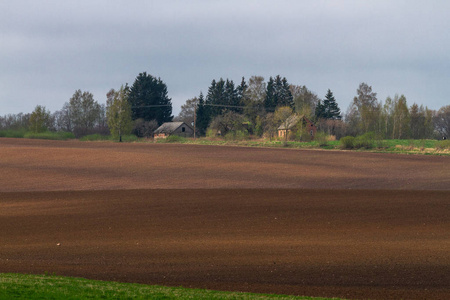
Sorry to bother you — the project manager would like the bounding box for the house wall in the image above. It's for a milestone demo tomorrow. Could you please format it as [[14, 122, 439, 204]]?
[[172, 125, 194, 137], [278, 129, 288, 138], [308, 123, 317, 139], [278, 122, 317, 140], [154, 125, 194, 139], [154, 133, 168, 139]]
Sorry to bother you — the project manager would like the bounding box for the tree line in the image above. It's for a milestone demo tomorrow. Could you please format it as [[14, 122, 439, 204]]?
[[176, 76, 449, 140], [176, 76, 341, 139], [0, 72, 173, 141], [1, 72, 449, 141]]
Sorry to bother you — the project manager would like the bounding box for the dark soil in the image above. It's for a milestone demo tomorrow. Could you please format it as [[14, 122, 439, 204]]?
[[1, 138, 449, 299]]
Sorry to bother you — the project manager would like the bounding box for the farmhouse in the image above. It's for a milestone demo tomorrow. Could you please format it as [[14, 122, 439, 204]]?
[[278, 114, 317, 140], [153, 122, 194, 139]]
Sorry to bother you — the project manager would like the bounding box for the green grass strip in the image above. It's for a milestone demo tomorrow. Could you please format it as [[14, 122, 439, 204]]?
[[23, 131, 75, 140], [0, 273, 340, 300]]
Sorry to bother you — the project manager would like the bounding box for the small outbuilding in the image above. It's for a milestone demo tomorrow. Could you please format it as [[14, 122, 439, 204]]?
[[153, 122, 194, 139], [278, 114, 317, 140]]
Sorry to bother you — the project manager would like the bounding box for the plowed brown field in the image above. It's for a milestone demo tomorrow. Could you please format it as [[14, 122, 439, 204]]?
[[0, 138, 449, 299]]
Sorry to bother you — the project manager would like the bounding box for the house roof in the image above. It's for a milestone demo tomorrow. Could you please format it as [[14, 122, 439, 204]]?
[[154, 122, 191, 134], [278, 114, 314, 130]]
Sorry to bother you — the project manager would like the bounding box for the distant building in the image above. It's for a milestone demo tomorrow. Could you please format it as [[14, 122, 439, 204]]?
[[278, 114, 316, 140], [153, 122, 194, 139]]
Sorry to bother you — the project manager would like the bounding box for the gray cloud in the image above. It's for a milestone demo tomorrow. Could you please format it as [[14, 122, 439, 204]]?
[[1, 0, 449, 116]]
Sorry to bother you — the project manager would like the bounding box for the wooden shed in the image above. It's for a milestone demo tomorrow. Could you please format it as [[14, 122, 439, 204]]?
[[153, 122, 194, 139], [278, 114, 317, 140]]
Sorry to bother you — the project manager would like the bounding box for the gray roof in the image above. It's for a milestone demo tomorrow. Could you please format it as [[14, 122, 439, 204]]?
[[154, 122, 190, 134], [278, 115, 301, 130], [278, 114, 314, 130]]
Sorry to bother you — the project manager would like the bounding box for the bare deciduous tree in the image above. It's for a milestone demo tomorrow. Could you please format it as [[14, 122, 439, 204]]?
[[133, 119, 158, 138], [68, 90, 102, 137], [290, 85, 319, 118], [434, 105, 450, 138], [209, 111, 245, 136], [350, 83, 381, 134], [175, 97, 198, 125]]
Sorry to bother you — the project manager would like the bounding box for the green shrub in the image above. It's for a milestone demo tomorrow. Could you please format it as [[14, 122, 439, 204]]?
[[56, 132, 76, 140], [353, 132, 385, 149], [120, 134, 139, 142], [163, 135, 187, 143], [436, 139, 450, 150], [0, 129, 27, 138], [353, 132, 374, 149], [224, 132, 234, 141], [314, 132, 329, 147], [340, 136, 355, 149], [79, 134, 111, 141], [375, 139, 387, 149], [224, 130, 249, 141], [234, 130, 249, 141], [24, 131, 75, 140], [206, 129, 218, 138]]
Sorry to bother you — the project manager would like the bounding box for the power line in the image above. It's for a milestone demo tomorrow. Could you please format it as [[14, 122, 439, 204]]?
[[131, 105, 172, 108], [132, 103, 278, 111], [204, 104, 246, 109]]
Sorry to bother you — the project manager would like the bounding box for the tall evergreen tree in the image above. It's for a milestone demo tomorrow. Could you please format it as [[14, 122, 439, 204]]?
[[128, 72, 173, 126], [315, 100, 326, 119], [206, 78, 226, 118], [278, 77, 294, 107], [206, 78, 242, 116], [322, 89, 341, 120], [264, 75, 293, 111], [224, 79, 239, 113], [264, 77, 276, 111], [214, 78, 226, 108], [195, 92, 209, 136], [206, 79, 217, 105], [236, 77, 248, 108]]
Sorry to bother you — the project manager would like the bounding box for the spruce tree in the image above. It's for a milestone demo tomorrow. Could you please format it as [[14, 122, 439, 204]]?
[[237, 77, 248, 108], [264, 76, 293, 111], [279, 77, 294, 108], [206, 79, 216, 105], [128, 72, 173, 126], [315, 100, 326, 119], [322, 89, 341, 120], [206, 78, 226, 118], [195, 92, 209, 136], [225, 79, 239, 113], [264, 77, 276, 111]]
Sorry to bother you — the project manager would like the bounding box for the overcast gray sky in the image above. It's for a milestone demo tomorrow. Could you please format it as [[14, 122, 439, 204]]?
[[1, 0, 449, 116]]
